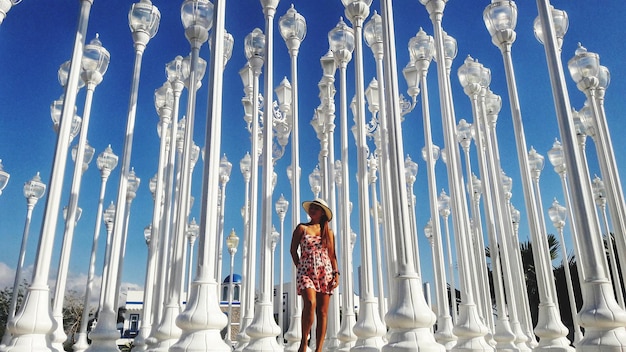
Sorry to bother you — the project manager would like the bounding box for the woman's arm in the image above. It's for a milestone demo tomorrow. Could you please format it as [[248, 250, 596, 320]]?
[[290, 224, 303, 267], [329, 229, 338, 272]]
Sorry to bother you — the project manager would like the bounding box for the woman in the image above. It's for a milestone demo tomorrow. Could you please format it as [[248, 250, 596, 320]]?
[[290, 198, 340, 352]]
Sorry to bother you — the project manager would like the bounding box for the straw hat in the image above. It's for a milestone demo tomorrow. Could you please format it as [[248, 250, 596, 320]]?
[[302, 198, 333, 221]]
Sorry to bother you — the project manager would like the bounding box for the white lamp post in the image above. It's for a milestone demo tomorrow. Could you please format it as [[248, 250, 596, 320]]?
[[99, 201, 116, 314], [74, 145, 118, 352], [404, 155, 421, 274], [342, 0, 387, 347], [245, 0, 284, 347], [308, 166, 321, 199], [226, 229, 240, 347], [236, 152, 252, 349], [484, 2, 572, 349], [235, 28, 265, 352], [275, 194, 289, 345], [0, 0, 21, 25], [569, 45, 626, 299], [88, 2, 159, 351], [1, 173, 46, 347], [186, 218, 200, 302], [591, 176, 624, 308], [156, 1, 212, 349], [3, 0, 92, 346], [437, 189, 457, 324], [216, 154, 232, 285], [133, 80, 173, 352], [278, 5, 307, 349], [548, 198, 583, 343], [329, 19, 358, 352], [368, 155, 387, 324], [0, 160, 9, 196], [171, 0, 230, 348]]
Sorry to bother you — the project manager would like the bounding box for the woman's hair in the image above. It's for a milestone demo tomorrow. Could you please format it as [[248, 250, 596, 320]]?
[[320, 215, 330, 248]]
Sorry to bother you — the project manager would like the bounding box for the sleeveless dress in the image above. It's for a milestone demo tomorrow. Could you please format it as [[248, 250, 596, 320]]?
[[296, 230, 334, 295]]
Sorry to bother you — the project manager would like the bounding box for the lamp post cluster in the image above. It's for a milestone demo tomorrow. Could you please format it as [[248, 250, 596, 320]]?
[[3, 1, 626, 352]]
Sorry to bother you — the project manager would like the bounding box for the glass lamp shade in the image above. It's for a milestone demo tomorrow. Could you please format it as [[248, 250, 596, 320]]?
[[328, 18, 355, 55], [275, 193, 289, 216], [181, 0, 213, 32], [166, 55, 185, 83], [239, 152, 252, 178], [567, 43, 600, 84], [190, 144, 201, 167], [402, 62, 419, 96], [592, 176, 606, 204], [341, 0, 373, 6], [309, 166, 322, 194], [286, 165, 293, 183], [434, 31, 458, 63], [363, 11, 383, 48], [23, 172, 46, 200], [82, 34, 111, 79], [456, 119, 472, 144], [279, 4, 307, 43], [548, 199, 567, 226], [219, 154, 233, 180], [320, 51, 337, 78], [58, 60, 86, 89], [244, 28, 266, 60], [484, 89, 502, 115], [187, 218, 200, 240], [71, 142, 96, 167], [365, 78, 379, 112], [149, 173, 157, 196], [472, 175, 482, 195], [598, 65, 610, 90], [97, 145, 119, 173], [223, 31, 235, 64], [154, 81, 174, 113], [129, 0, 161, 38], [405, 156, 418, 184], [500, 171, 513, 194], [182, 54, 207, 89], [408, 28, 434, 63], [144, 225, 152, 244], [50, 96, 81, 136], [424, 221, 433, 240], [528, 147, 545, 173], [63, 206, 83, 223], [226, 229, 239, 250], [547, 139, 564, 168], [572, 109, 587, 136], [483, 0, 518, 36], [103, 202, 116, 225], [437, 190, 450, 215], [458, 56, 483, 89], [0, 160, 9, 193], [480, 65, 491, 88], [421, 144, 440, 162], [239, 63, 253, 90], [208, 31, 235, 64], [533, 6, 568, 45], [510, 206, 521, 225], [275, 77, 292, 108], [127, 168, 141, 195]]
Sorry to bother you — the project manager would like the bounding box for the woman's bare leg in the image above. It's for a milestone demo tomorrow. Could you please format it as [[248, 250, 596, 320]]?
[[314, 293, 331, 352], [299, 289, 316, 352]]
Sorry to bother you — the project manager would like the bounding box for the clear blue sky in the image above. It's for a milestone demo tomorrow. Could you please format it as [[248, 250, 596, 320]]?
[[0, 1, 624, 300]]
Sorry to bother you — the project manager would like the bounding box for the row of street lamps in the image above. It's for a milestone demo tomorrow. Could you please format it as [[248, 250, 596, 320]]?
[[1, 0, 626, 352]]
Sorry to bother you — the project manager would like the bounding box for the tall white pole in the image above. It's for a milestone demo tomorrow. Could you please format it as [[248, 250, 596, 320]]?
[[244, 1, 283, 350], [3, 2, 91, 351], [379, 0, 444, 350], [536, 1, 626, 349], [74, 146, 117, 352], [88, 1, 159, 350], [169, 0, 230, 349]]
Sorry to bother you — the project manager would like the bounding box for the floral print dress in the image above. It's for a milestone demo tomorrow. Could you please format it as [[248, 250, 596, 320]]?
[[296, 231, 334, 295]]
